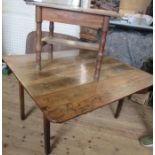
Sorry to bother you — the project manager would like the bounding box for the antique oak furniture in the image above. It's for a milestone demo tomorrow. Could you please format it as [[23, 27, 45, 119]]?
[[4, 52, 153, 155], [25, 0, 118, 80], [4, 1, 152, 155]]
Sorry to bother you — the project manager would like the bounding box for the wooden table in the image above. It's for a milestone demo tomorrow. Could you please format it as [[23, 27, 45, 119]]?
[[25, 0, 118, 80], [4, 52, 152, 155]]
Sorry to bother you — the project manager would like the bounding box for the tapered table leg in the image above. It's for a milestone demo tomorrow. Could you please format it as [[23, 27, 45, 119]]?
[[19, 82, 25, 120], [36, 6, 42, 71], [49, 21, 54, 60], [43, 114, 51, 155], [94, 16, 110, 80], [115, 99, 124, 118]]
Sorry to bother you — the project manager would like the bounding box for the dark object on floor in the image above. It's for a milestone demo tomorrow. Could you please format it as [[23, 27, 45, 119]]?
[[139, 135, 153, 147], [2, 64, 12, 76]]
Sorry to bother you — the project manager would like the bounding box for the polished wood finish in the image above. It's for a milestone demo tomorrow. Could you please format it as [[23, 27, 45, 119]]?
[[94, 16, 109, 80], [36, 6, 42, 71], [42, 37, 99, 51], [43, 114, 51, 155], [42, 7, 104, 28], [3, 52, 153, 123], [19, 82, 25, 120], [115, 99, 124, 118]]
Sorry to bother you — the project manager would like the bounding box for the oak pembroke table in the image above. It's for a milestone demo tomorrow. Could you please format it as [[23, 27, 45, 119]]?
[[3, 52, 153, 155]]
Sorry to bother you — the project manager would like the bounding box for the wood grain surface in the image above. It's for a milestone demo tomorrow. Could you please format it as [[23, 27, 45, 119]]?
[[3, 52, 153, 123], [42, 36, 99, 51], [26, 32, 79, 54], [42, 7, 107, 28]]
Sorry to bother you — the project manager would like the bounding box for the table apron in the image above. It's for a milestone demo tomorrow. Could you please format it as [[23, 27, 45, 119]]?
[[41, 7, 105, 28]]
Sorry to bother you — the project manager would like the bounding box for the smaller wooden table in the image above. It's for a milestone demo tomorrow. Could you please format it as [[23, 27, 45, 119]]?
[[3, 52, 152, 155], [25, 0, 119, 80]]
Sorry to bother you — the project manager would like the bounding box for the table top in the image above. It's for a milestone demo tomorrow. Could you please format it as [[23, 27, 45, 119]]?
[[25, 0, 119, 17], [3, 52, 152, 123]]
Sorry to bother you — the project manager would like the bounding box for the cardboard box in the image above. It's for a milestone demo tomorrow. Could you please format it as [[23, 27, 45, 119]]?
[[119, 0, 151, 16]]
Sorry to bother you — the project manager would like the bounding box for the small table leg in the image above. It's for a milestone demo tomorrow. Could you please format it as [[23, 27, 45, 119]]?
[[94, 16, 109, 80], [115, 99, 124, 118], [43, 114, 51, 155], [36, 6, 42, 71], [49, 21, 54, 61], [19, 82, 25, 120]]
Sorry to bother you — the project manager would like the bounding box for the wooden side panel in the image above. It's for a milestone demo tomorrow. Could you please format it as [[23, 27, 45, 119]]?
[[42, 7, 104, 28]]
